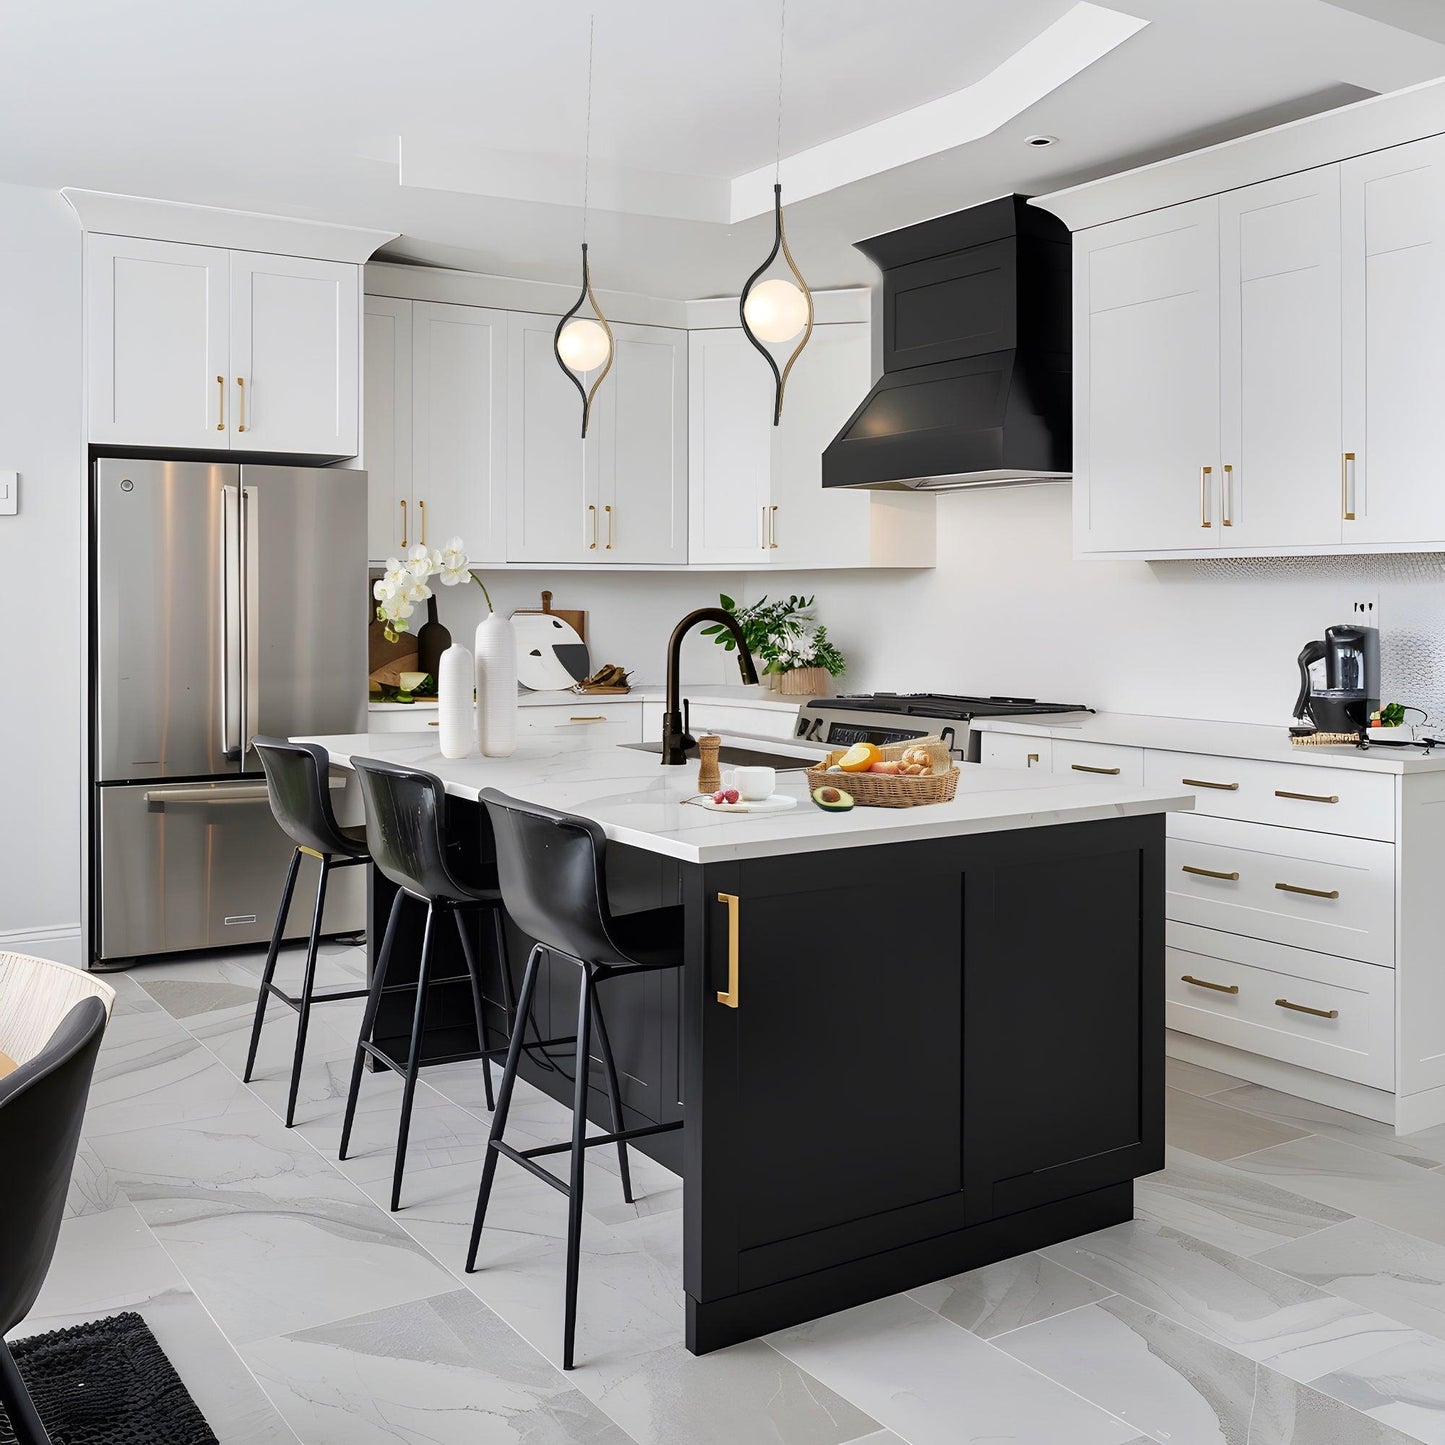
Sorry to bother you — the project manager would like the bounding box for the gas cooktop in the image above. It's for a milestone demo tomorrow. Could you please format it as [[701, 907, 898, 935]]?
[[822, 693, 1092, 721]]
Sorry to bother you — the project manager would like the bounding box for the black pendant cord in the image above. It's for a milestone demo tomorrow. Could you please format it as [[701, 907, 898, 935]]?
[[738, 183, 814, 425]]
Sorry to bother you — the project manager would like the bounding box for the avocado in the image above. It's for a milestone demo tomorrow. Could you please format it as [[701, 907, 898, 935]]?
[[811, 785, 855, 812]]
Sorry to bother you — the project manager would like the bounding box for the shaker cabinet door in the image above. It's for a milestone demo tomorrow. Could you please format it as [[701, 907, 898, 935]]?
[[364, 295, 412, 563]]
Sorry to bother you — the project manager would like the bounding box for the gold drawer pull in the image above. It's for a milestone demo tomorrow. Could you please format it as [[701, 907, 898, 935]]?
[[1026, 753, 1041, 767], [1275, 789, 1339, 804], [1183, 864, 1239, 881], [1181, 974, 1239, 995], [1276, 882, 1340, 899], [1071, 763, 1121, 775], [568, 715, 607, 722], [1276, 997, 1339, 1019], [1183, 778, 1239, 791], [428, 720, 439, 727], [717, 893, 740, 1008]]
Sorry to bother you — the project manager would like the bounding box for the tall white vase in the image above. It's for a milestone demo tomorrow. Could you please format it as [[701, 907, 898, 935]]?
[[436, 644, 475, 760], [474, 611, 517, 758]]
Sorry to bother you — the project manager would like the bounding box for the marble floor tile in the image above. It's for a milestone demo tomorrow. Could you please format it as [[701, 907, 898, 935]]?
[[767, 1293, 1140, 1445], [1134, 1147, 1352, 1257], [1308, 1329, 1445, 1443], [1230, 1134, 1445, 1251], [1259, 1217, 1445, 1346], [1040, 1219, 1411, 1384], [1166, 1057, 1249, 1098], [1165, 1086, 1310, 1161], [569, 1337, 880, 1445], [1249, 1366, 1424, 1445], [11, 1205, 301, 1445], [65, 1139, 127, 1218], [242, 1290, 634, 1445], [1215, 1084, 1445, 1170], [906, 1250, 1113, 1339]]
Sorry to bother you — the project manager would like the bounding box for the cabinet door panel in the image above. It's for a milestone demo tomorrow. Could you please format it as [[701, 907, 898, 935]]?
[[506, 312, 598, 562], [1075, 199, 1221, 553], [1221, 168, 1343, 548], [413, 302, 507, 564], [230, 253, 359, 457], [87, 235, 229, 447], [1343, 136, 1445, 544], [364, 296, 411, 563]]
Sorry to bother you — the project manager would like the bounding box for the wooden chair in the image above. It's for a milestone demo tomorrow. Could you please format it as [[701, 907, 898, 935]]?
[[0, 954, 115, 1073]]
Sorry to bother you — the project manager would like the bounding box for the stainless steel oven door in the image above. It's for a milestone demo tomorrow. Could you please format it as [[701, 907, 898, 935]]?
[[96, 778, 363, 960]]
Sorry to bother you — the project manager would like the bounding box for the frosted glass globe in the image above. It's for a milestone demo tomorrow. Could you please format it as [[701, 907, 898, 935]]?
[[744, 278, 809, 343], [557, 317, 611, 372]]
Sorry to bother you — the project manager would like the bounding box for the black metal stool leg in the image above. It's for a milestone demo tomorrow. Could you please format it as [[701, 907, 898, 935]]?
[[391, 900, 437, 1212], [563, 964, 595, 1370], [0, 1339, 51, 1445], [339, 889, 404, 1160], [467, 943, 543, 1271], [588, 985, 634, 1205], [243, 847, 301, 1084], [285, 855, 330, 1128], [454, 907, 495, 1112]]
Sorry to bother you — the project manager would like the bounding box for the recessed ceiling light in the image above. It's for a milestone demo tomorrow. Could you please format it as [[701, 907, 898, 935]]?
[[1025, 134, 1059, 147]]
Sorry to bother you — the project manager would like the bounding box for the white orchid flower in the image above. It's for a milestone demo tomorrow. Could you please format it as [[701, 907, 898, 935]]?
[[403, 577, 431, 604], [438, 537, 471, 585]]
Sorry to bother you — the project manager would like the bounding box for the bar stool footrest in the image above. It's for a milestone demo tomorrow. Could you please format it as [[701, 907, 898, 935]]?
[[264, 983, 371, 1012]]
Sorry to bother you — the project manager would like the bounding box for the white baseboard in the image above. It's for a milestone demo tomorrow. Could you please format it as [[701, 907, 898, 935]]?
[[0, 924, 83, 968]]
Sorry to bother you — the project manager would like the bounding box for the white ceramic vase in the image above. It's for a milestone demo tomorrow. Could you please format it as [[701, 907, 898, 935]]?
[[475, 611, 517, 758], [436, 643, 475, 759]]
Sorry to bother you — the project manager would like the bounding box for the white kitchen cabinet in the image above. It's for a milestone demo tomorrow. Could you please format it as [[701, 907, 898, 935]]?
[[364, 296, 412, 561], [87, 234, 360, 457], [1073, 198, 1222, 554], [87, 235, 229, 448], [978, 734, 1053, 772], [1342, 134, 1445, 545], [1219, 168, 1343, 549]]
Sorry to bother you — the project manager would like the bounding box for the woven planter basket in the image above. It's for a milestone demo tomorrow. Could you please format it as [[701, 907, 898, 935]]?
[[806, 735, 959, 808], [765, 667, 832, 696]]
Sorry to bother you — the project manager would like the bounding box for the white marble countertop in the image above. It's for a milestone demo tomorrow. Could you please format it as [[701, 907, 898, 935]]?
[[368, 685, 803, 715], [972, 710, 1445, 774], [301, 729, 1193, 865]]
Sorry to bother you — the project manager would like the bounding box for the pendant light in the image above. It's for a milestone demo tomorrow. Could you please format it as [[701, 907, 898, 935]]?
[[553, 15, 613, 438], [739, 0, 813, 425]]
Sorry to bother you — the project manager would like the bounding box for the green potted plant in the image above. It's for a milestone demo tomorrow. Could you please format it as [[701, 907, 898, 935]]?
[[703, 593, 847, 695]]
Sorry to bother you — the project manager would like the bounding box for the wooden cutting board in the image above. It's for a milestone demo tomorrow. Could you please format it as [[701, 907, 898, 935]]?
[[511, 590, 586, 643]]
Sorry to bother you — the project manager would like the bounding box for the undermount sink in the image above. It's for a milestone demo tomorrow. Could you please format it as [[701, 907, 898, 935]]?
[[621, 740, 817, 771]]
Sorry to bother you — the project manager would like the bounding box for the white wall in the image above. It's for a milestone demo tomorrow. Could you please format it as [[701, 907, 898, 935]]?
[[0, 185, 83, 959]]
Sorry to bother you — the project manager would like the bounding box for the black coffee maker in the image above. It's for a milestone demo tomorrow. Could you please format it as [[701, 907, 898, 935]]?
[[1292, 625, 1380, 736]]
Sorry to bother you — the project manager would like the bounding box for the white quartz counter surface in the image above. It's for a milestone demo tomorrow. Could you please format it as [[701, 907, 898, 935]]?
[[301, 729, 1193, 865], [971, 710, 1445, 774], [368, 685, 802, 715]]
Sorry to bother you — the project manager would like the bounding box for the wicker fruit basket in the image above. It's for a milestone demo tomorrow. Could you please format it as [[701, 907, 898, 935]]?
[[806, 735, 959, 808]]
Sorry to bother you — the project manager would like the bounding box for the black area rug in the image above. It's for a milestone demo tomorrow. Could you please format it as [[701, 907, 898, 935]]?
[[1, 1312, 217, 1445]]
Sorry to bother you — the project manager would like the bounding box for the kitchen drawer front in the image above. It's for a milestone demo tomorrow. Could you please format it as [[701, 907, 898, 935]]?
[[518, 702, 643, 743], [1166, 921, 1393, 1089], [1145, 749, 1394, 841], [978, 733, 1053, 772], [1053, 739, 1145, 785], [1167, 813, 1394, 965], [368, 709, 441, 733], [689, 703, 798, 740]]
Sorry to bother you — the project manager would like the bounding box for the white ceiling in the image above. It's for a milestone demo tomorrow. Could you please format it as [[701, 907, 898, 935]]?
[[2, 0, 1443, 298]]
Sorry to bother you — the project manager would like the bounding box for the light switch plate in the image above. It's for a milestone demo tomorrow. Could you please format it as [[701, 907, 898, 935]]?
[[0, 472, 17, 516]]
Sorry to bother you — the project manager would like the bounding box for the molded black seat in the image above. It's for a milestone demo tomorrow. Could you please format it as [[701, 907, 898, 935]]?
[[466, 789, 685, 1370], [0, 997, 109, 1445], [243, 738, 373, 1128]]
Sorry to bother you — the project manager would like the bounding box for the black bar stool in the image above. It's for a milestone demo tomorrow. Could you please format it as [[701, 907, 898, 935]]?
[[340, 756, 513, 1212], [465, 788, 684, 1371], [245, 738, 372, 1128]]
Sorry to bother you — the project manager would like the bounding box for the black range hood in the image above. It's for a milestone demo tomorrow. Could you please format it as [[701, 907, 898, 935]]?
[[822, 195, 1072, 491]]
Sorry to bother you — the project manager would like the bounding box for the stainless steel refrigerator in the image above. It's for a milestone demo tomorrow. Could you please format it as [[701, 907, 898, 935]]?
[[92, 458, 367, 964]]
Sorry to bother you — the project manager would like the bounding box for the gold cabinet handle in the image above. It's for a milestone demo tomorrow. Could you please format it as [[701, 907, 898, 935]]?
[[604, 503, 613, 550], [1342, 451, 1356, 521], [1275, 789, 1338, 804], [400, 498, 408, 548], [769, 504, 780, 549], [761, 505, 769, 550], [236, 376, 247, 433], [1222, 464, 1234, 527], [428, 720, 439, 727], [216, 375, 226, 431], [418, 498, 426, 546], [1183, 864, 1240, 881], [1183, 777, 1239, 791], [1181, 974, 1239, 995], [1200, 465, 1213, 528], [568, 715, 607, 722], [1276, 996, 1339, 1019], [1276, 881, 1340, 899], [716, 892, 740, 1008], [1027, 753, 1041, 767], [588, 503, 598, 550], [1071, 763, 1121, 775]]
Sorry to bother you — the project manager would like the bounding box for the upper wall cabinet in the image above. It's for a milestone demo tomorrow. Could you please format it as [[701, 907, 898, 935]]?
[[88, 234, 360, 458]]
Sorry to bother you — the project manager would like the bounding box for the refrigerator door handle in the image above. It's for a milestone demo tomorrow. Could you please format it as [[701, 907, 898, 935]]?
[[221, 483, 243, 759], [241, 484, 260, 757]]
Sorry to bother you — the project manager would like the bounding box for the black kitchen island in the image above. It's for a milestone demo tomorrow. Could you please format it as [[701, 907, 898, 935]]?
[[306, 729, 1186, 1354]]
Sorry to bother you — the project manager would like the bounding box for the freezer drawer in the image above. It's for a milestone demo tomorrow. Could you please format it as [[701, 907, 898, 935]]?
[[96, 778, 363, 960]]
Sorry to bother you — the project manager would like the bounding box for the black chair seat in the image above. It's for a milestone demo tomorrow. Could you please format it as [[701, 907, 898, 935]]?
[[604, 906, 685, 969], [338, 822, 369, 854]]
